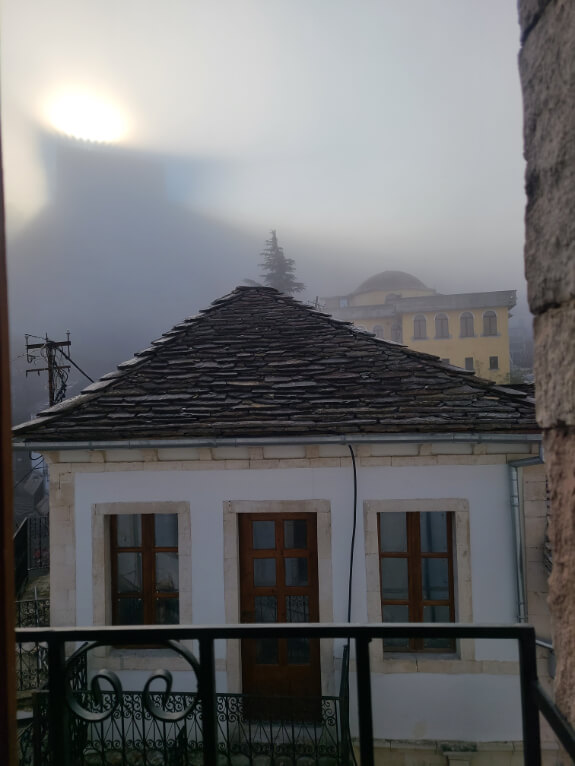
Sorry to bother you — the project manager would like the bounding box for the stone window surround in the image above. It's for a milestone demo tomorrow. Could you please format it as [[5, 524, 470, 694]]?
[[365, 498, 474, 673], [91, 501, 192, 665], [223, 500, 334, 695]]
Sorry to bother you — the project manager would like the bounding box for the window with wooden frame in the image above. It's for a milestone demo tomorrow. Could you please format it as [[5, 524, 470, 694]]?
[[434, 313, 449, 338], [110, 514, 179, 625], [482, 310, 498, 336], [378, 511, 455, 652], [391, 319, 402, 343], [413, 314, 427, 340], [460, 312, 475, 338]]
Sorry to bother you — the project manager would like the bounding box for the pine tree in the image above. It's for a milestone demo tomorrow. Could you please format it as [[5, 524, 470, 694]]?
[[259, 230, 305, 294]]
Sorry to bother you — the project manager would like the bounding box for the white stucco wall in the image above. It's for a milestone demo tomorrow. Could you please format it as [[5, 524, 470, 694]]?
[[70, 461, 522, 742], [353, 673, 522, 741]]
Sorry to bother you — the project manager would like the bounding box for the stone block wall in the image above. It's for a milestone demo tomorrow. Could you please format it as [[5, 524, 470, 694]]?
[[519, 0, 575, 727]]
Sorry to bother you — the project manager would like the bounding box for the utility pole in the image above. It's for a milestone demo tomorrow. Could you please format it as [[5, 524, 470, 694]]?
[[25, 333, 71, 407]]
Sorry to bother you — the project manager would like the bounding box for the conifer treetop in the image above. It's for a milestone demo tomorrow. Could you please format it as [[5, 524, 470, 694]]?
[[259, 230, 305, 295]]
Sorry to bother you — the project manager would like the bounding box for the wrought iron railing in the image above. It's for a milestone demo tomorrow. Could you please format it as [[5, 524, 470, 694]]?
[[14, 519, 29, 596], [27, 516, 49, 574], [17, 719, 34, 766], [14, 516, 49, 596], [16, 598, 50, 628], [14, 623, 575, 766], [338, 642, 351, 766], [32, 690, 343, 765], [16, 640, 48, 693], [15, 598, 50, 692]]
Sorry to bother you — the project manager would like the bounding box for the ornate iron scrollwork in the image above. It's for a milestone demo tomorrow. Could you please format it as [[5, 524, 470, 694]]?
[[64, 639, 201, 723]]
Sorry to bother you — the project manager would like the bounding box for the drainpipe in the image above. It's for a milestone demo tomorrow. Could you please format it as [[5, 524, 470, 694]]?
[[508, 446, 544, 623]]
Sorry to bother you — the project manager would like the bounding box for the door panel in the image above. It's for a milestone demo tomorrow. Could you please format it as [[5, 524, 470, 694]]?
[[239, 513, 321, 715]]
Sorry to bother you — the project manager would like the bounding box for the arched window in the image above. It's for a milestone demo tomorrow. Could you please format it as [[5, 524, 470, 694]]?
[[483, 311, 498, 336], [460, 312, 474, 337], [373, 324, 384, 338], [413, 314, 427, 340], [435, 313, 449, 338], [391, 319, 402, 343]]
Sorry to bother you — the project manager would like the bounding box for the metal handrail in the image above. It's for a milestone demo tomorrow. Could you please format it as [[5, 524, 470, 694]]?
[[15, 622, 575, 766], [13, 516, 49, 597], [13, 519, 29, 596]]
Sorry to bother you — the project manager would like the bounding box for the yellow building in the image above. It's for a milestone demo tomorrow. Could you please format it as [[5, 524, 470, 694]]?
[[323, 271, 516, 383]]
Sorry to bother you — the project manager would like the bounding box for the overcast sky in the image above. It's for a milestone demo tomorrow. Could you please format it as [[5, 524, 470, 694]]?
[[1, 1, 529, 406]]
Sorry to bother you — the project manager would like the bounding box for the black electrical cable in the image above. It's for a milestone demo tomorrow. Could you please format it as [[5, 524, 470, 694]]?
[[344, 444, 359, 766], [346, 444, 358, 623], [26, 337, 95, 384], [51, 349, 69, 404], [57, 349, 95, 383]]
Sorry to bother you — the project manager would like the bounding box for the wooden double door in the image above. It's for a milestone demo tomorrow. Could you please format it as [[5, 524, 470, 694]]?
[[239, 513, 321, 713]]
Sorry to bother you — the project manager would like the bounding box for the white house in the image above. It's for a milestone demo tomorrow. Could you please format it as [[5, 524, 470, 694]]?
[[13, 286, 553, 765]]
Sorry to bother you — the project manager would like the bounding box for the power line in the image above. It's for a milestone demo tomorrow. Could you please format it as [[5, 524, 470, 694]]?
[[57, 348, 94, 383]]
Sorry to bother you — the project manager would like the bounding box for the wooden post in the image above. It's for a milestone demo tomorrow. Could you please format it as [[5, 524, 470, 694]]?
[[0, 116, 17, 763]]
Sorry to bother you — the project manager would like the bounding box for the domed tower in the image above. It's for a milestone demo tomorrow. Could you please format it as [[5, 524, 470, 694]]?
[[322, 271, 516, 384], [352, 270, 435, 306], [322, 270, 435, 343]]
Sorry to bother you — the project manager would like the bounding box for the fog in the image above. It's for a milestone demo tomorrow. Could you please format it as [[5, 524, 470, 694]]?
[[2, 1, 529, 419]]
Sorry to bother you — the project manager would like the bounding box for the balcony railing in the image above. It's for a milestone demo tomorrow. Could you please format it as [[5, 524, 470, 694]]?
[[31, 690, 344, 766], [15, 598, 50, 693], [16, 598, 50, 629], [14, 516, 49, 596], [14, 623, 575, 766]]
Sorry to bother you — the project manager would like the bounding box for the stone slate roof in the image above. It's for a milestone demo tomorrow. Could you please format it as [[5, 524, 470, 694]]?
[[13, 286, 538, 442]]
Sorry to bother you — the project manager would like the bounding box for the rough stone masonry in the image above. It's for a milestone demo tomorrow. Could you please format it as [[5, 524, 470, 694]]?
[[518, 0, 575, 727]]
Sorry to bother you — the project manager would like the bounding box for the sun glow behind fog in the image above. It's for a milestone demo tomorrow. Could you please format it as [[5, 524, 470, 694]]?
[[46, 91, 128, 143]]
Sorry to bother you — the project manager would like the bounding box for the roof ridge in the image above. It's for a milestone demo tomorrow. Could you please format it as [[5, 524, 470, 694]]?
[[24, 287, 283, 424], [13, 284, 537, 440]]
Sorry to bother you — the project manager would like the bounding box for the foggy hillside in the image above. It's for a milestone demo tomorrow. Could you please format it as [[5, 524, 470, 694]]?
[[7, 132, 533, 424], [6, 134, 354, 420]]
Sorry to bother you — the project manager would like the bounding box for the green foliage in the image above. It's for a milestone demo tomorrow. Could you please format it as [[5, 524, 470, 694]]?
[[259, 230, 305, 294]]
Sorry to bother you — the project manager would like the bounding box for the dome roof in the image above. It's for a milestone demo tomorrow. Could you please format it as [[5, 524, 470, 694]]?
[[354, 270, 428, 294]]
